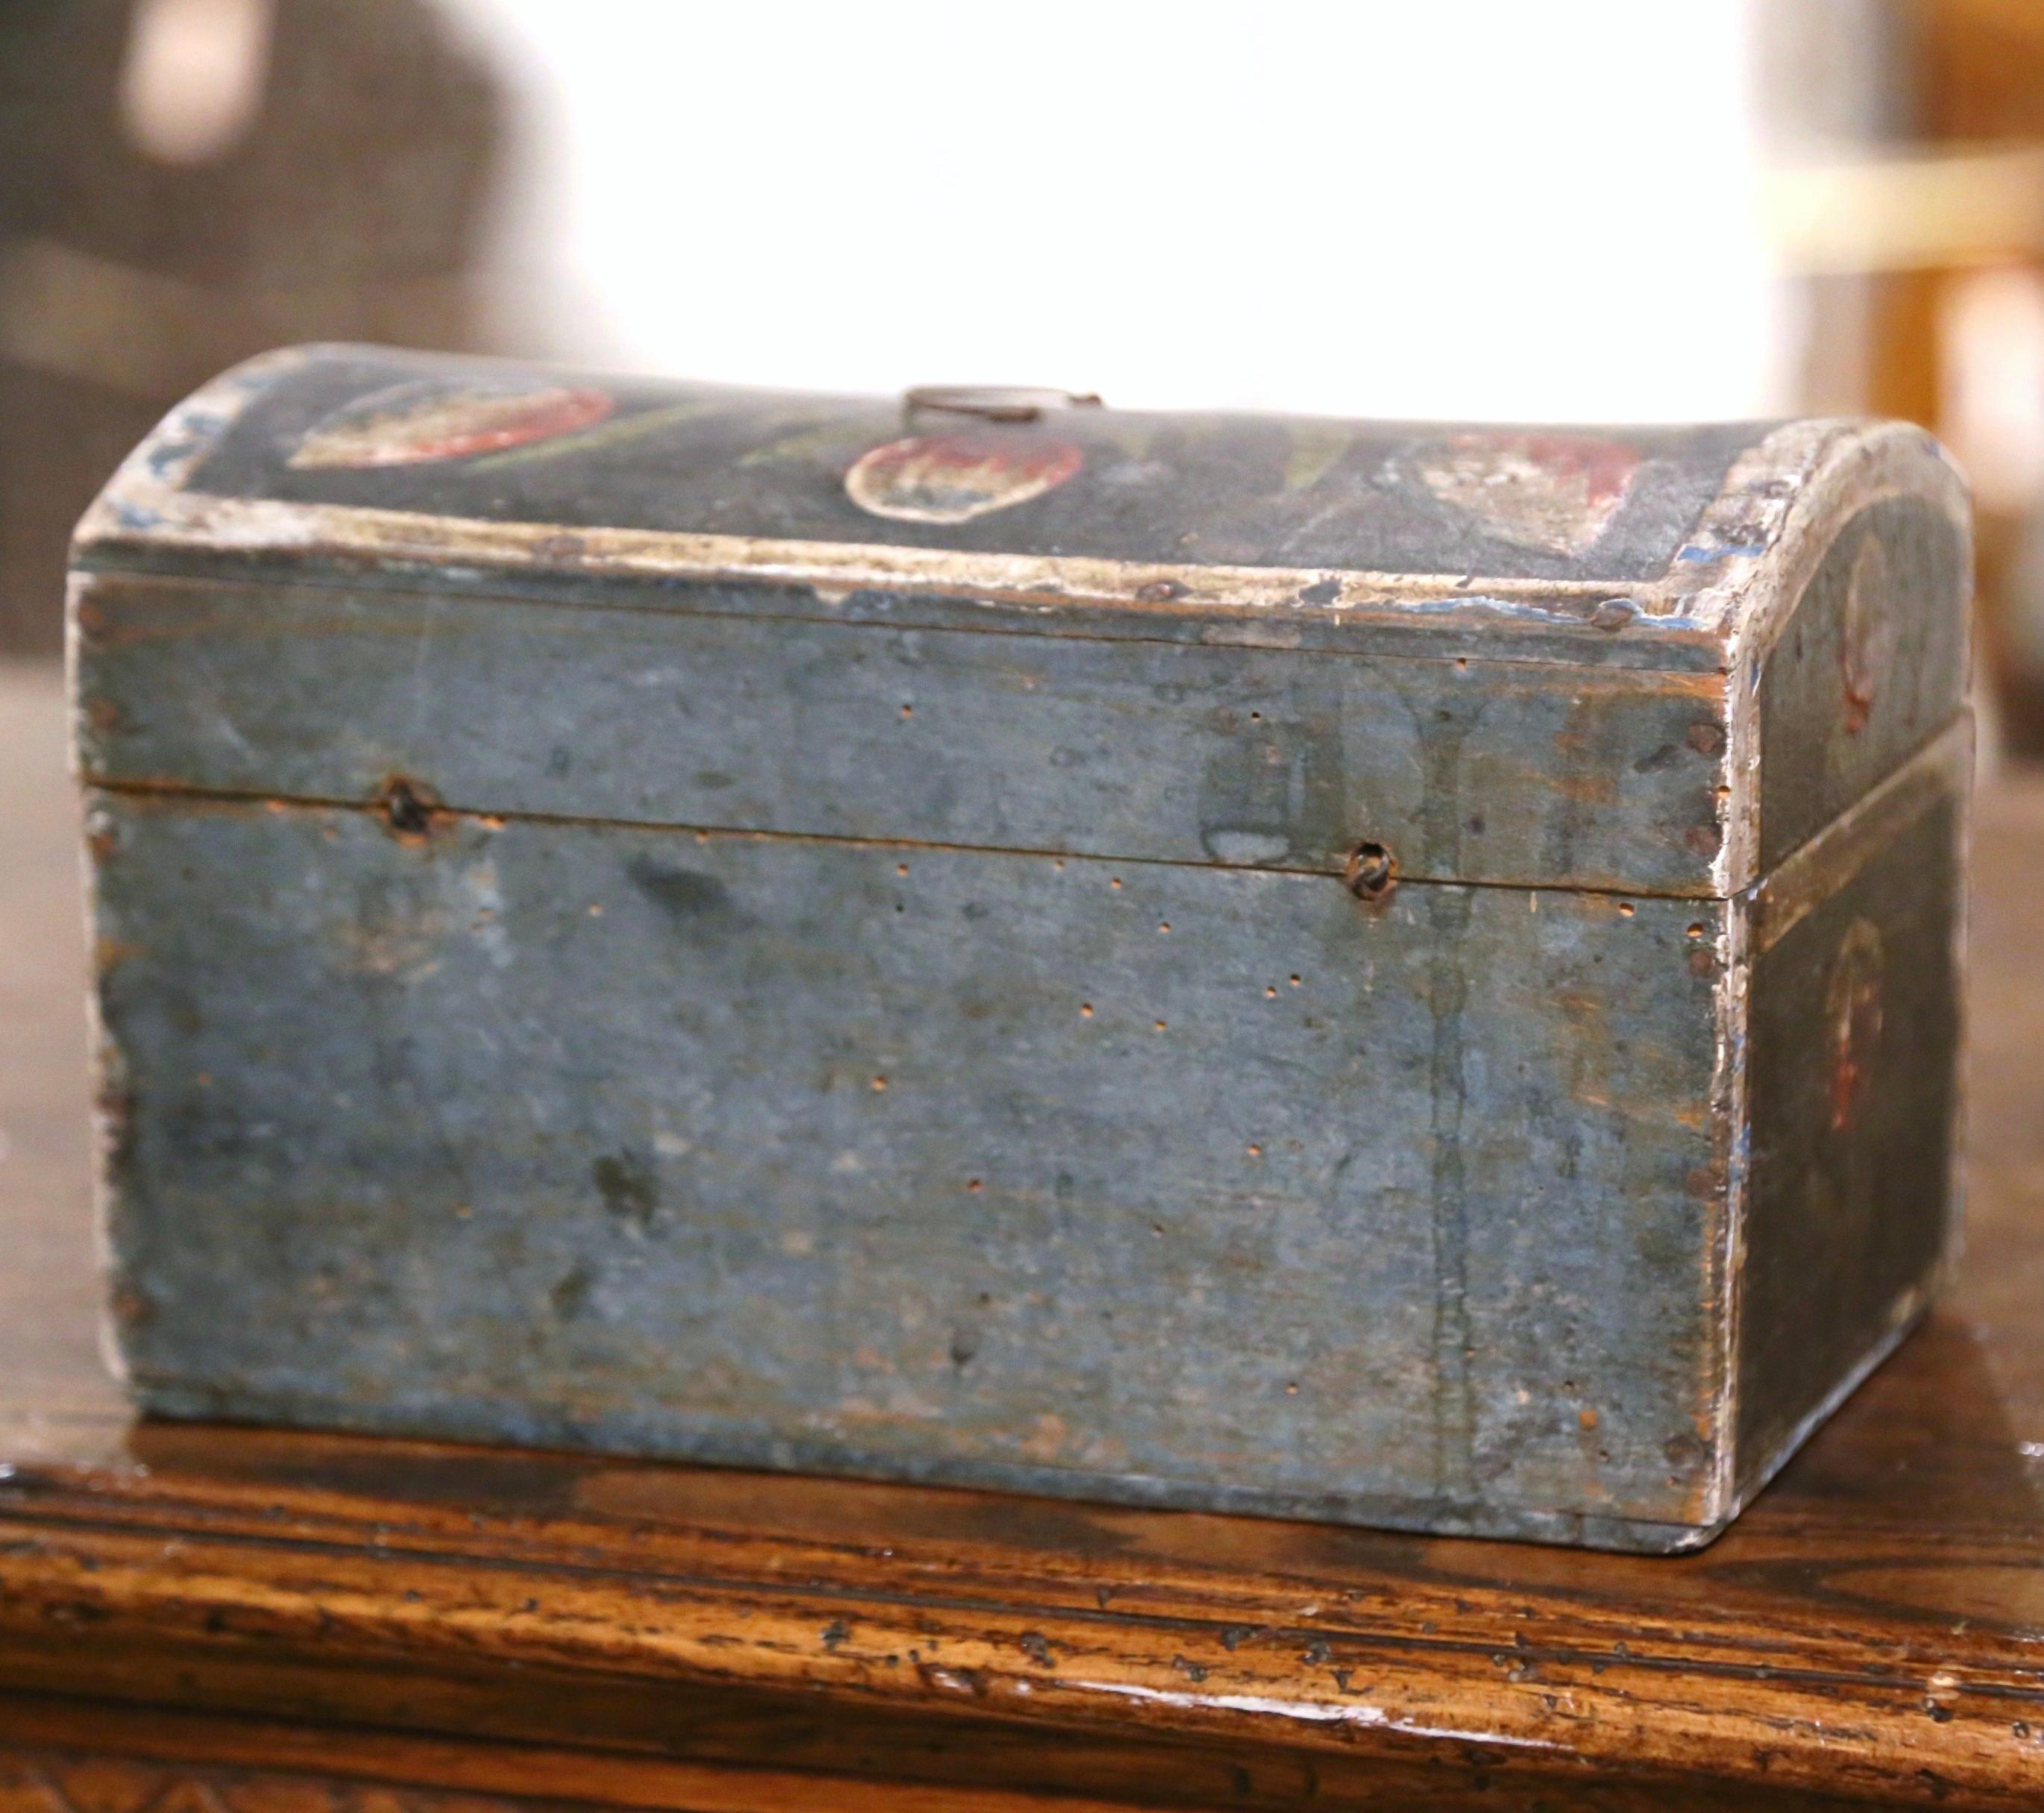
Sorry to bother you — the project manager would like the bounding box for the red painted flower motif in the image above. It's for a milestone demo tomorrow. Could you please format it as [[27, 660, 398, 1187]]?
[[1826, 917, 1886, 1133], [289, 380, 614, 469], [846, 433, 1084, 524], [1415, 432, 1641, 556]]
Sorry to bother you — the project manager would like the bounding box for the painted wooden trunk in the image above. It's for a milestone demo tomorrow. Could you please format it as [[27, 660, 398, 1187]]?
[[67, 348, 1972, 1551]]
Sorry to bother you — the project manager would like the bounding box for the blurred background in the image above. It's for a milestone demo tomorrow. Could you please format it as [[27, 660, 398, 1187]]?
[[3, 0, 2043, 754]]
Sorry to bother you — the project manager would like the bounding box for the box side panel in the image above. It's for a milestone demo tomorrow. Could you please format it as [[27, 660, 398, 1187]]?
[[87, 788, 1725, 1546], [1735, 773, 1965, 1494], [72, 571, 1731, 895], [1756, 494, 1969, 875]]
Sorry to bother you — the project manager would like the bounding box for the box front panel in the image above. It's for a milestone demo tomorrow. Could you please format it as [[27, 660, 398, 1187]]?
[[90, 788, 1723, 1542]]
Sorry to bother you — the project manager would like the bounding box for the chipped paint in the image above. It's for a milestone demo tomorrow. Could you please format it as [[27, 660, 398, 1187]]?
[[80, 483, 1720, 665]]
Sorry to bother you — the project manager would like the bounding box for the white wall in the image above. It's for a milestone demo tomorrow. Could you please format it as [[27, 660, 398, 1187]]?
[[436, 0, 1791, 423]]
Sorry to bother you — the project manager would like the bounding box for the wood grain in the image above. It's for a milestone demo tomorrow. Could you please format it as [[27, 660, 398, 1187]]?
[[4, 662, 2044, 1808], [0, 1697, 1922, 1813]]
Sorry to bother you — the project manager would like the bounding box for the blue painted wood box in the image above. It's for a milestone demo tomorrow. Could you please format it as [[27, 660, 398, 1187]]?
[[69, 348, 1972, 1550]]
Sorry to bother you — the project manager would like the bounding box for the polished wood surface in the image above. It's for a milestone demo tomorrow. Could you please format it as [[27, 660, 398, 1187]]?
[[4, 659, 2044, 1809]]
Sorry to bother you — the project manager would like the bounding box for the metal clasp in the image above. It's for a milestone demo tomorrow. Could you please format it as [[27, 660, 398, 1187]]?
[[902, 386, 1104, 426]]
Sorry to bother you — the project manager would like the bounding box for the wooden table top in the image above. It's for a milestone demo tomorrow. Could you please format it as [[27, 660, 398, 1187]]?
[[4, 658, 2044, 1812]]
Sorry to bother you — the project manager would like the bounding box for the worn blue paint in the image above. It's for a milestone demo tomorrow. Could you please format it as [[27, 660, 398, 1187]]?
[[75, 574, 1733, 895], [1676, 542, 1771, 563], [92, 791, 1726, 1548]]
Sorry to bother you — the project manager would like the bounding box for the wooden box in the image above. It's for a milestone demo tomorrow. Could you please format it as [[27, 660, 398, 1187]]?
[[68, 347, 1972, 1551]]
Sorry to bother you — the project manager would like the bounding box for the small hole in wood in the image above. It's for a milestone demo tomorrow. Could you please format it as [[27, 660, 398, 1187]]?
[[1617, 902, 1635, 917], [1081, 1002, 1094, 1017], [380, 777, 434, 836], [1344, 840, 1397, 902]]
